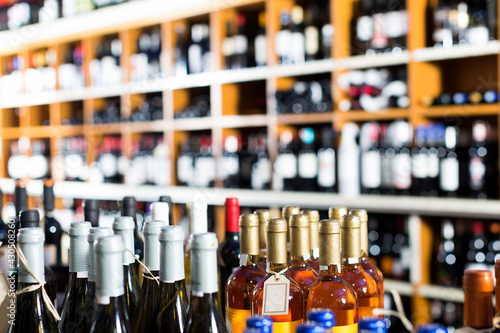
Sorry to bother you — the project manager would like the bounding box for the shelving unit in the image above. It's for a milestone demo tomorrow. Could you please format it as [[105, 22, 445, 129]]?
[[1, 0, 499, 325]]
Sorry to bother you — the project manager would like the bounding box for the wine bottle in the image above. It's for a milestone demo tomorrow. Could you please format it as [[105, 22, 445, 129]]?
[[150, 202, 170, 225], [251, 133, 271, 190], [6, 228, 59, 333], [328, 206, 347, 221], [391, 120, 412, 195], [282, 205, 300, 255], [297, 127, 318, 192], [371, 0, 388, 53], [184, 199, 208, 286], [433, 219, 459, 286], [275, 9, 292, 64], [360, 122, 382, 195], [426, 124, 441, 197], [301, 210, 319, 273], [307, 309, 334, 332], [306, 219, 358, 330], [232, 14, 248, 69], [276, 130, 298, 191], [121, 196, 144, 268], [245, 315, 273, 332], [290, 5, 305, 64], [59, 221, 91, 333], [340, 214, 379, 318], [251, 218, 304, 331], [222, 21, 235, 69], [416, 324, 447, 333], [219, 198, 240, 317], [220, 135, 241, 189], [317, 127, 336, 192], [89, 235, 132, 333], [288, 214, 318, 293], [225, 213, 266, 333], [83, 199, 100, 227], [132, 220, 163, 332], [462, 270, 493, 330], [338, 123, 361, 197], [43, 180, 63, 267], [254, 209, 271, 270], [185, 233, 227, 333], [156, 225, 188, 332], [296, 322, 326, 333], [254, 11, 267, 67], [411, 125, 429, 196], [158, 195, 174, 224], [350, 209, 384, 309], [10, 210, 57, 306], [359, 317, 387, 332], [80, 227, 113, 333], [112, 216, 139, 319]]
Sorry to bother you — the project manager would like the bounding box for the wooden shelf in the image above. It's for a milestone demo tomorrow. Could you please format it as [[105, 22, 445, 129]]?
[[413, 41, 500, 63], [338, 51, 410, 70], [90, 123, 123, 135], [420, 104, 499, 118], [336, 108, 410, 122], [219, 115, 268, 128], [1, 126, 55, 139], [125, 121, 166, 133], [58, 125, 85, 137], [277, 112, 333, 125], [173, 117, 212, 131]]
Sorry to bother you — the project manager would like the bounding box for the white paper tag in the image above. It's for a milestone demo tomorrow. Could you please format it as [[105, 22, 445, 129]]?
[[312, 248, 319, 259], [97, 295, 110, 305], [77, 271, 88, 278], [239, 253, 248, 267], [192, 290, 204, 298], [347, 257, 359, 264], [262, 274, 290, 316], [303, 254, 311, 261]]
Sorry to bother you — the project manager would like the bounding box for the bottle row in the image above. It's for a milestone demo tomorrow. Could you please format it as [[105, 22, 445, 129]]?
[[4, 187, 499, 333]]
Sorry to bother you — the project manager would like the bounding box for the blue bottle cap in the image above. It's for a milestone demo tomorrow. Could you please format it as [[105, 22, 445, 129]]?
[[416, 324, 448, 333], [358, 317, 387, 333], [246, 315, 273, 333], [244, 329, 263, 333], [296, 322, 326, 333], [307, 309, 335, 328]]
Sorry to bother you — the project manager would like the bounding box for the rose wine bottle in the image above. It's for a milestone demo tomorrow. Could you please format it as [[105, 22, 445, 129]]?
[[226, 213, 266, 333], [288, 214, 318, 293], [301, 210, 320, 273], [350, 209, 384, 309], [251, 218, 304, 331], [306, 220, 358, 331], [340, 214, 379, 318], [254, 209, 271, 271]]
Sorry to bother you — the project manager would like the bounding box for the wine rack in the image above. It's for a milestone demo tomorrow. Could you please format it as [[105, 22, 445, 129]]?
[[1, 0, 500, 326]]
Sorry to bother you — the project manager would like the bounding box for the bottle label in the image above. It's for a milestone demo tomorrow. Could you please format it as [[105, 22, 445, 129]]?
[[411, 153, 427, 179], [469, 156, 486, 189], [385, 11, 403, 38], [275, 29, 292, 57], [357, 16, 373, 42], [371, 13, 388, 49], [194, 156, 215, 187], [276, 153, 297, 179], [361, 150, 381, 189], [225, 307, 251, 333], [188, 44, 202, 73], [262, 274, 290, 316], [467, 26, 489, 45], [427, 153, 439, 178], [273, 320, 302, 333], [222, 37, 235, 57], [233, 35, 248, 54], [317, 148, 335, 187], [252, 157, 271, 189], [219, 155, 239, 179], [440, 157, 459, 191], [332, 323, 358, 333], [254, 34, 267, 66], [298, 152, 318, 179], [291, 31, 305, 63], [177, 154, 193, 183], [392, 153, 411, 190], [305, 26, 319, 56], [99, 153, 117, 177]]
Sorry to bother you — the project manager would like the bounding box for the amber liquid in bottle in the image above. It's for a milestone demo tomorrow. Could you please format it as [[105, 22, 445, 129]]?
[[306, 219, 358, 329], [340, 214, 378, 318], [350, 209, 384, 309], [255, 209, 271, 271], [282, 205, 301, 257], [251, 218, 304, 330], [226, 214, 266, 333], [302, 210, 320, 273], [288, 214, 318, 293], [463, 270, 494, 329]]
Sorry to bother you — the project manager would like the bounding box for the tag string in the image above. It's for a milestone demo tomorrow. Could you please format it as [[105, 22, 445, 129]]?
[[125, 247, 159, 285], [15, 245, 61, 321], [266, 267, 288, 281], [372, 290, 413, 333]]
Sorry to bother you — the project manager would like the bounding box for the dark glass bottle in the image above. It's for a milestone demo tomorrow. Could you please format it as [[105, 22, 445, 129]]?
[[411, 125, 429, 196], [89, 235, 132, 333], [83, 199, 100, 227], [6, 228, 59, 333], [0, 188, 7, 249], [112, 216, 139, 319], [80, 227, 113, 333], [317, 127, 336, 193], [121, 196, 144, 261], [157, 225, 188, 333], [297, 127, 318, 192], [158, 195, 173, 224], [218, 197, 240, 317], [59, 222, 91, 332], [276, 130, 298, 191], [184, 233, 228, 333], [439, 126, 460, 197], [220, 135, 241, 189], [132, 221, 162, 332], [43, 180, 63, 267]]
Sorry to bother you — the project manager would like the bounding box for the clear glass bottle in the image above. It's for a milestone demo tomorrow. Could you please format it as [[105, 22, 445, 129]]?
[[254, 209, 271, 270], [301, 210, 320, 273]]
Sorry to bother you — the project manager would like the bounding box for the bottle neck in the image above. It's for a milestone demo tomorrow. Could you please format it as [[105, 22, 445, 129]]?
[[341, 257, 361, 270], [320, 263, 342, 276], [267, 261, 288, 273], [240, 254, 260, 267], [290, 255, 311, 267], [189, 291, 222, 314]]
